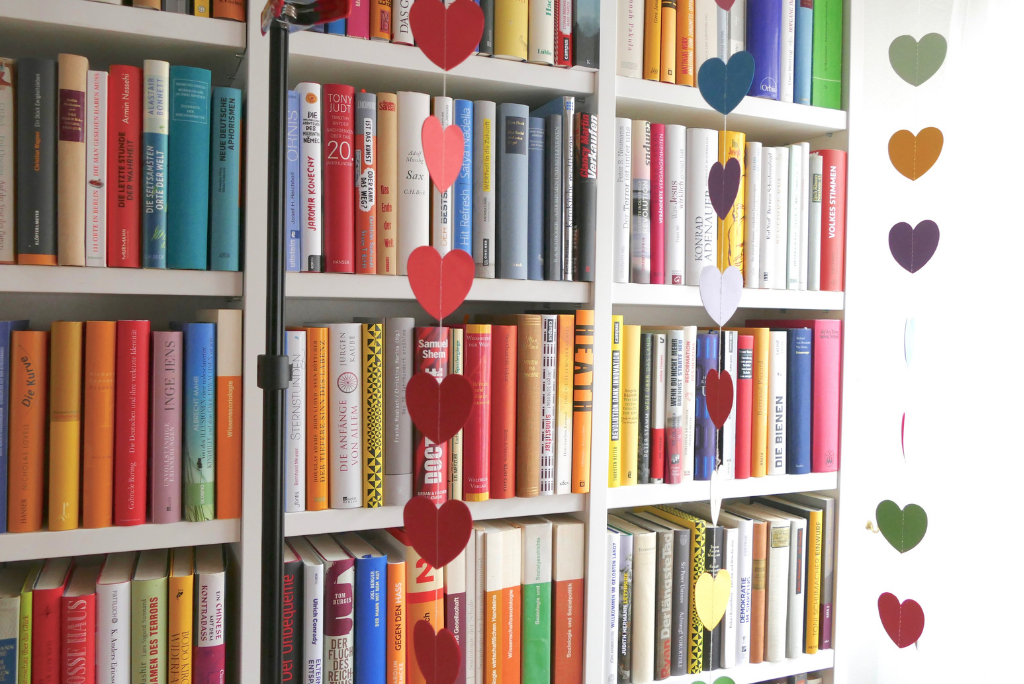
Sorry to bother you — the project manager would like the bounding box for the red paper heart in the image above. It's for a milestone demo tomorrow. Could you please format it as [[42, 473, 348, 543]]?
[[413, 619, 462, 684], [705, 369, 734, 430], [409, 0, 484, 71], [406, 371, 473, 444], [422, 116, 465, 194], [406, 246, 474, 322], [877, 593, 925, 648], [403, 496, 474, 570], [715, 0, 736, 9]]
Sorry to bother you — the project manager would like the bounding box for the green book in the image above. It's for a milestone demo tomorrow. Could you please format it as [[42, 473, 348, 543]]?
[[132, 550, 169, 684], [17, 563, 40, 684], [516, 517, 552, 684], [811, 0, 845, 109]]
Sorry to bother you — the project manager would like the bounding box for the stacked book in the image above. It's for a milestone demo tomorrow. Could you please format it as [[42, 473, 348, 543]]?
[[284, 515, 586, 684], [0, 311, 242, 533], [607, 317, 841, 485], [288, 89, 598, 282], [0, 545, 229, 683], [0, 56, 242, 271], [613, 120, 847, 291], [607, 495, 835, 681], [285, 311, 596, 511], [616, 0, 844, 108]]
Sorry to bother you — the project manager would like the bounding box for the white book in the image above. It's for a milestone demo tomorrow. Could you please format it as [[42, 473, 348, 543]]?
[[540, 315, 557, 494], [614, 525, 633, 681], [720, 330, 738, 479], [297, 82, 322, 272], [770, 510, 807, 659], [384, 317, 415, 506], [555, 316, 573, 495], [768, 330, 787, 475], [798, 143, 810, 289], [472, 100, 497, 278], [744, 142, 762, 289], [609, 516, 656, 684], [432, 96, 454, 256], [787, 144, 802, 290], [681, 326, 697, 481], [652, 334, 667, 483], [613, 118, 631, 284], [685, 128, 718, 285], [472, 528, 487, 684], [616, 0, 642, 77], [328, 323, 363, 508], [286, 329, 307, 512], [722, 527, 738, 668], [96, 553, 135, 684], [807, 152, 824, 291], [665, 330, 684, 483], [85, 70, 107, 267], [394, 0, 413, 44], [759, 146, 776, 288], [773, 147, 789, 289], [630, 119, 650, 283], [780, 0, 797, 103], [288, 538, 325, 683], [397, 91, 430, 275], [0, 60, 14, 263], [728, 0, 746, 55], [694, 0, 719, 69], [529, 0, 556, 64], [195, 545, 226, 653], [664, 125, 687, 284], [605, 529, 620, 684], [717, 6, 729, 59], [463, 527, 477, 684], [309, 534, 357, 683]]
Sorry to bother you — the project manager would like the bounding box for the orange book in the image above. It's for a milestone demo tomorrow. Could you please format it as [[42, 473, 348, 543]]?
[[549, 515, 585, 684], [570, 310, 594, 494], [212, 0, 244, 21], [82, 321, 116, 528], [675, 0, 695, 86], [198, 309, 243, 519], [386, 557, 405, 684], [745, 517, 768, 663], [387, 527, 443, 684], [643, 0, 662, 80], [499, 522, 521, 684], [371, 0, 393, 40], [729, 327, 770, 477], [7, 330, 48, 532], [48, 321, 83, 531], [305, 326, 329, 510]]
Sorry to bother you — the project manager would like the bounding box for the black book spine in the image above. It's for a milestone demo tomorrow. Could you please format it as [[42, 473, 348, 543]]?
[[572, 0, 600, 69], [638, 332, 653, 484], [281, 557, 303, 682], [480, 0, 495, 56], [16, 58, 57, 264], [704, 526, 724, 671], [670, 529, 691, 676], [573, 111, 597, 281], [544, 113, 562, 281]]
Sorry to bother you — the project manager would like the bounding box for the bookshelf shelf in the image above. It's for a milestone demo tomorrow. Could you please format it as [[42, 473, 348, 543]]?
[[0, 265, 243, 297], [605, 472, 839, 511], [0, 518, 240, 563], [661, 650, 835, 684], [612, 283, 845, 311]]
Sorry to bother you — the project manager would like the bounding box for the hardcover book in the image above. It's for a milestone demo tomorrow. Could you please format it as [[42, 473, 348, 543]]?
[[297, 82, 323, 272], [287, 90, 301, 272], [168, 547, 194, 684], [454, 100, 474, 257], [142, 60, 169, 269], [396, 92, 429, 275], [528, 118, 546, 280], [0, 60, 13, 264], [448, 327, 465, 501], [309, 534, 355, 684], [548, 515, 584, 684], [630, 120, 651, 284], [209, 87, 242, 271], [382, 318, 414, 506], [323, 83, 355, 273], [432, 97, 455, 257], [179, 322, 216, 521], [166, 66, 212, 270], [574, 111, 598, 281], [496, 103, 529, 279], [572, 310, 594, 493], [746, 0, 782, 100], [328, 323, 364, 508], [0, 320, 28, 532], [363, 323, 384, 507], [684, 128, 717, 285], [114, 321, 149, 526], [131, 550, 168, 684], [106, 65, 142, 268], [413, 326, 450, 502], [489, 325, 516, 499], [86, 70, 108, 267], [97, 552, 135, 684], [195, 545, 227, 682], [337, 533, 387, 684], [287, 330, 307, 512], [306, 327, 330, 510], [472, 100, 497, 279], [151, 331, 182, 523], [48, 322, 83, 532], [56, 54, 88, 267], [16, 59, 57, 266], [376, 93, 398, 274], [650, 123, 665, 284]]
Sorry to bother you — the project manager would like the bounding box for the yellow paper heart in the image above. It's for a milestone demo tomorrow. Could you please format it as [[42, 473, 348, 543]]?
[[694, 570, 732, 631]]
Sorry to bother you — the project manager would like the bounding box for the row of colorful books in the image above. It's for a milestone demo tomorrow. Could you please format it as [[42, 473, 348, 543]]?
[[314, 0, 599, 69], [613, 121, 848, 291], [608, 495, 835, 682], [0, 312, 242, 534], [0, 545, 228, 684], [284, 312, 596, 512], [287, 89, 598, 282], [285, 515, 586, 684], [616, 0, 844, 109], [91, 0, 245, 20], [608, 318, 841, 485], [0, 57, 242, 271]]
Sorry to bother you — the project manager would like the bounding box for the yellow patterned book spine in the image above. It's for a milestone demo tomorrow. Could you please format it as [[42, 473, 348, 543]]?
[[660, 0, 677, 82], [363, 323, 384, 508], [494, 0, 529, 60], [448, 328, 464, 501], [718, 131, 746, 272], [49, 321, 83, 531], [168, 549, 194, 684], [608, 316, 623, 487], [806, 508, 822, 653], [643, 0, 662, 80], [620, 325, 641, 486]]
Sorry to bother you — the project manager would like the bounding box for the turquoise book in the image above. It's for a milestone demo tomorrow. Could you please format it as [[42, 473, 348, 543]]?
[[209, 87, 241, 271], [167, 66, 212, 270], [174, 321, 216, 521], [143, 60, 169, 268]]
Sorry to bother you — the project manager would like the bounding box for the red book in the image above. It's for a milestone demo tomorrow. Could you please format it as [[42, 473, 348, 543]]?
[[106, 65, 141, 268], [555, 0, 573, 66], [734, 334, 754, 479], [489, 325, 517, 499], [32, 557, 73, 684], [747, 318, 842, 472], [61, 563, 101, 684], [322, 84, 356, 273], [463, 324, 492, 502], [649, 124, 665, 285], [816, 149, 847, 292], [414, 327, 449, 504], [114, 320, 150, 525]]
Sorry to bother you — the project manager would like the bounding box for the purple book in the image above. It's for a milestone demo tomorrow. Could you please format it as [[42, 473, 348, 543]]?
[[150, 330, 182, 523], [746, 0, 782, 100]]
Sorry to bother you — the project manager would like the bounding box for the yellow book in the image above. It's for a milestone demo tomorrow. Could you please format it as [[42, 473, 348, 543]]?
[[192, 0, 210, 16], [619, 325, 641, 486], [168, 547, 194, 684], [49, 321, 83, 531], [494, 0, 528, 61], [448, 327, 464, 501], [555, 315, 574, 493], [729, 327, 769, 477], [363, 323, 385, 508], [643, 0, 662, 80], [608, 315, 623, 487], [660, 0, 677, 82], [718, 131, 746, 272]]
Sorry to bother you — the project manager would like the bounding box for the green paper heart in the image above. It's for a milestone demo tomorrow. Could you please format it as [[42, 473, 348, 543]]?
[[889, 33, 947, 86], [693, 678, 735, 684], [876, 500, 928, 553]]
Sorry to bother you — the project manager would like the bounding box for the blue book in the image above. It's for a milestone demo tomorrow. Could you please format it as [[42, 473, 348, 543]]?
[[286, 90, 301, 272], [496, 103, 529, 279], [694, 332, 719, 481], [209, 87, 242, 271], [167, 66, 212, 271], [746, 0, 782, 100], [793, 0, 814, 105], [0, 320, 29, 533], [338, 533, 387, 684], [454, 99, 473, 255], [325, 20, 345, 33], [172, 321, 216, 521], [527, 117, 545, 281], [786, 327, 812, 474], [143, 61, 169, 268]]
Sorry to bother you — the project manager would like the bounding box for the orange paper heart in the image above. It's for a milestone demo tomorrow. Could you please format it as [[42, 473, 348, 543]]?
[[888, 127, 943, 180], [422, 116, 465, 194]]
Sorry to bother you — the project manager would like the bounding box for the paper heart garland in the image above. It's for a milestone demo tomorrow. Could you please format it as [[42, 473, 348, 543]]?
[[403, 496, 474, 570], [888, 127, 943, 180], [422, 116, 466, 194], [714, 0, 736, 10], [904, 317, 915, 368], [698, 265, 743, 327], [888, 220, 939, 273], [889, 33, 947, 86], [708, 158, 742, 220], [704, 369, 734, 430], [413, 620, 462, 684], [876, 500, 928, 553], [877, 593, 925, 648], [697, 51, 755, 115], [901, 412, 906, 458], [406, 371, 473, 445], [694, 569, 732, 631], [408, 0, 484, 71], [708, 468, 722, 527], [406, 246, 475, 321]]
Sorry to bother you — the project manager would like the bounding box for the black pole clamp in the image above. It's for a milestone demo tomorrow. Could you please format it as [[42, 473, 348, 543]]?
[[256, 354, 292, 390]]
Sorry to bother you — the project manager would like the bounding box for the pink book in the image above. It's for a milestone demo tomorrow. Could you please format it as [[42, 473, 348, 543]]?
[[346, 0, 371, 38], [650, 124, 666, 285], [194, 545, 227, 682], [747, 318, 842, 472], [150, 331, 182, 523]]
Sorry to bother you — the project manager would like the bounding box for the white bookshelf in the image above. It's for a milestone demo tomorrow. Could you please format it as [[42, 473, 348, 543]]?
[[606, 472, 839, 510], [662, 651, 835, 684], [287, 272, 591, 303], [0, 264, 243, 297], [613, 283, 845, 310]]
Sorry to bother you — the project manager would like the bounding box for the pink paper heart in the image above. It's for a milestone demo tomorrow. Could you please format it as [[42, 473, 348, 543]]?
[[409, 0, 484, 71], [422, 116, 465, 194], [406, 246, 475, 322], [715, 0, 736, 9]]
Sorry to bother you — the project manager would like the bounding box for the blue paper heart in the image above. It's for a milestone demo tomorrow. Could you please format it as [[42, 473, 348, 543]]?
[[697, 52, 756, 115]]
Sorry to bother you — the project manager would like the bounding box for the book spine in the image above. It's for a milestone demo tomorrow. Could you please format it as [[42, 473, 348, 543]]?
[[767, 330, 787, 475], [693, 333, 718, 481], [675, 0, 695, 86], [397, 92, 429, 275], [481, 530, 502, 684], [383, 318, 414, 506], [496, 103, 529, 279], [571, 311, 594, 493], [287, 330, 307, 512], [494, 0, 529, 60], [681, 327, 697, 482], [783, 521, 804, 659], [521, 525, 552, 684], [194, 0, 210, 15], [385, 561, 405, 684], [608, 316, 622, 487], [432, 97, 455, 257], [168, 565, 193, 684], [306, 328, 330, 510], [501, 528, 521, 684], [394, 0, 413, 43], [780, 0, 796, 102], [684, 128, 716, 285], [527, 118, 545, 280], [329, 323, 363, 508], [787, 144, 802, 289], [664, 331, 683, 484], [561, 99, 575, 280], [356, 92, 377, 272], [96, 581, 130, 684], [574, 111, 598, 281], [210, 311, 242, 519], [376, 93, 398, 274], [0, 61, 14, 263], [212, 0, 245, 20], [395, 529, 444, 684], [209, 87, 241, 271], [664, 125, 686, 284], [463, 536, 476, 684], [620, 326, 641, 487], [720, 331, 738, 479], [661, 0, 677, 81], [444, 554, 467, 684], [544, 113, 562, 281], [717, 4, 729, 58], [786, 328, 812, 474], [47, 322, 82, 531], [16, 59, 56, 265], [490, 325, 517, 499], [60, 593, 95, 684], [182, 323, 215, 521], [650, 123, 665, 284], [528, 0, 556, 63], [480, 0, 495, 55], [354, 556, 387, 684], [516, 315, 542, 497], [722, 528, 738, 668], [131, 577, 166, 684], [141, 60, 169, 269], [629, 120, 651, 284], [454, 100, 474, 256], [693, 0, 716, 68], [555, 0, 573, 65], [472, 100, 496, 278], [617, 0, 642, 77], [817, 149, 846, 291], [449, 328, 465, 501], [414, 327, 450, 503], [729, 0, 746, 54], [302, 556, 325, 683], [150, 331, 182, 524], [773, 149, 790, 289], [615, 533, 633, 682], [540, 317, 557, 494], [572, 0, 600, 68], [347, 0, 370, 37], [654, 530, 673, 678], [717, 131, 745, 273], [807, 152, 823, 290], [703, 527, 723, 671], [555, 315, 574, 494], [7, 330, 46, 533], [759, 147, 776, 288], [113, 322, 149, 526], [744, 142, 763, 288], [364, 324, 385, 507], [166, 66, 211, 270], [605, 531, 619, 684], [297, 83, 324, 272], [371, 0, 392, 39], [747, 0, 782, 99], [613, 118, 631, 284], [195, 566, 226, 682], [322, 83, 355, 273], [282, 558, 303, 684], [286, 91, 302, 272], [670, 529, 690, 675], [80, 322, 113, 530], [651, 335, 666, 482], [86, 70, 108, 267], [735, 336, 753, 479], [56, 54, 88, 267], [793, 0, 813, 104], [643, 0, 662, 80], [812, 320, 840, 472], [811, 0, 842, 108]]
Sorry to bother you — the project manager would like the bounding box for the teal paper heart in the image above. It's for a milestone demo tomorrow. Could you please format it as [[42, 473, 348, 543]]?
[[698, 52, 755, 115], [876, 500, 928, 553], [889, 33, 947, 86]]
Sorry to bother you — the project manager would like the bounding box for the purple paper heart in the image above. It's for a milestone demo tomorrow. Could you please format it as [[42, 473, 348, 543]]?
[[888, 220, 939, 273], [708, 158, 742, 220]]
